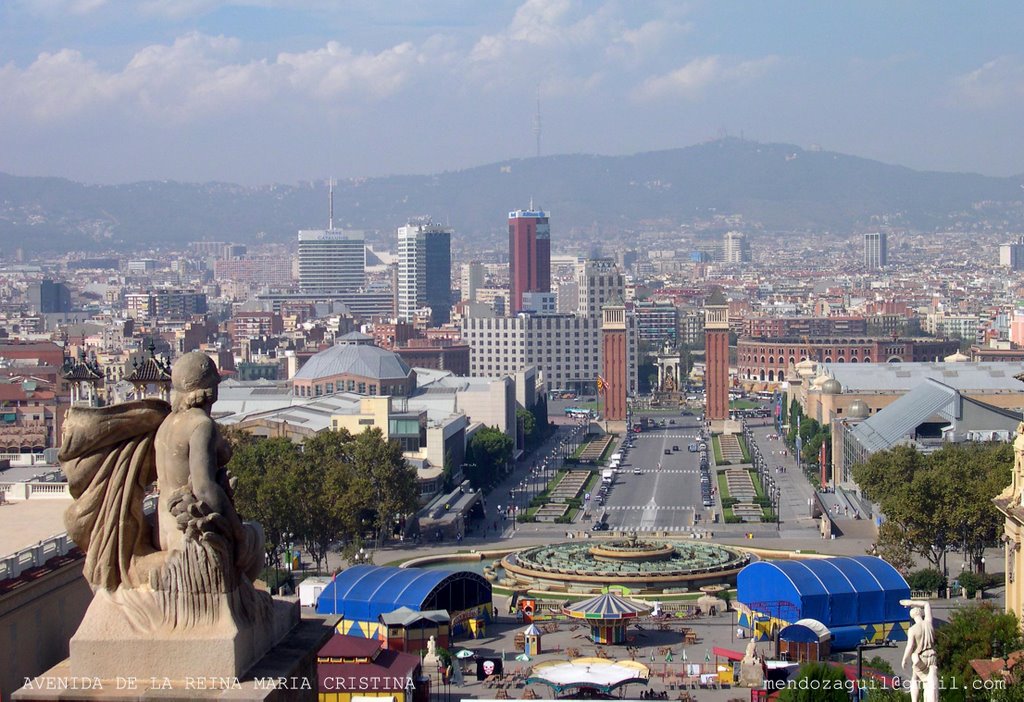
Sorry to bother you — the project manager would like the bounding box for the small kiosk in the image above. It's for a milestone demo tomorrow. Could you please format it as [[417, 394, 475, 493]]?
[[523, 623, 542, 655]]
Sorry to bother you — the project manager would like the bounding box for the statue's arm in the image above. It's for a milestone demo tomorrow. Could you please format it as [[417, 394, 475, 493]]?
[[900, 599, 932, 623], [189, 418, 246, 541]]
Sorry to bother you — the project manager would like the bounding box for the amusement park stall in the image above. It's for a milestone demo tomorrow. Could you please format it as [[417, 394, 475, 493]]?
[[317, 565, 492, 639], [735, 556, 911, 651]]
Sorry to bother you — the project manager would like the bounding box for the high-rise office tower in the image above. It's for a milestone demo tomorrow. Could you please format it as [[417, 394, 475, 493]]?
[[27, 279, 71, 313], [298, 229, 365, 292], [723, 231, 751, 263], [864, 232, 888, 270], [576, 259, 625, 317], [397, 218, 452, 326], [1000, 236, 1024, 271], [460, 261, 485, 303], [508, 207, 551, 314]]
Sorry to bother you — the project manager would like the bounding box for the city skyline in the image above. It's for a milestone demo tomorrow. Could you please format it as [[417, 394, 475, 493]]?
[[2, 1, 1024, 185]]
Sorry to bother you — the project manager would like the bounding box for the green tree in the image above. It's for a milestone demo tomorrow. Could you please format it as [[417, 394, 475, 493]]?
[[990, 677, 1024, 702], [517, 407, 537, 450], [853, 443, 1011, 571], [870, 520, 915, 574], [937, 603, 1021, 692], [294, 430, 358, 572], [465, 426, 514, 490], [349, 427, 419, 546], [777, 661, 850, 702], [531, 396, 550, 441], [226, 433, 300, 568]]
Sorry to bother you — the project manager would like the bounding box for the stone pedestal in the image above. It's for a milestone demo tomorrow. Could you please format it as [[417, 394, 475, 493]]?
[[14, 614, 334, 702], [66, 591, 298, 681], [737, 660, 765, 688]]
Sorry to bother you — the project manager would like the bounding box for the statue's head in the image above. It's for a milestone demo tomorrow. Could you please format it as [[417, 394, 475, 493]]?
[[171, 352, 220, 411], [909, 606, 922, 621]]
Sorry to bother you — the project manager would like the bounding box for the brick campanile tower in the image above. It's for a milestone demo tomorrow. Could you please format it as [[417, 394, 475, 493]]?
[[601, 300, 627, 422], [704, 289, 729, 422]]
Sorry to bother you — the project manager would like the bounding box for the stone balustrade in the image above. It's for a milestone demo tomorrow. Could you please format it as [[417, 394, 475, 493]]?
[[0, 533, 74, 582], [0, 481, 71, 500]]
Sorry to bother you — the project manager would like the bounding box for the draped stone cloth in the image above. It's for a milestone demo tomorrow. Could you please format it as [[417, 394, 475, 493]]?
[[59, 400, 170, 592]]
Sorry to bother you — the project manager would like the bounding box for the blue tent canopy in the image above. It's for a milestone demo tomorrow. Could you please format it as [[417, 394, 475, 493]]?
[[737, 556, 909, 628], [316, 565, 491, 620]]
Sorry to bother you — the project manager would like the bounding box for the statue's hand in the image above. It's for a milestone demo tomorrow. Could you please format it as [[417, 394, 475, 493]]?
[[215, 468, 237, 501]]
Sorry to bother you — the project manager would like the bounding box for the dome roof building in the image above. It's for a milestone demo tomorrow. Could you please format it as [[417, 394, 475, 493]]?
[[821, 378, 842, 395], [292, 337, 416, 398], [847, 399, 870, 419]]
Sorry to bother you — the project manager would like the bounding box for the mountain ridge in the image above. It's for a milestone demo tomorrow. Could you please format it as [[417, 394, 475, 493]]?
[[2, 138, 1022, 253]]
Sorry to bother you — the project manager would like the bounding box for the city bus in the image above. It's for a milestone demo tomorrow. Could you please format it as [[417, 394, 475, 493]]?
[[564, 407, 594, 418]]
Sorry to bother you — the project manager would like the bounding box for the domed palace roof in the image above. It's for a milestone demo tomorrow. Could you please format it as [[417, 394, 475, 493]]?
[[847, 399, 870, 419], [944, 350, 970, 363], [294, 339, 413, 382], [821, 378, 842, 395]]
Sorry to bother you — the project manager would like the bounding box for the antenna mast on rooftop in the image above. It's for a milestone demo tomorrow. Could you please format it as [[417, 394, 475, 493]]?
[[328, 178, 335, 230]]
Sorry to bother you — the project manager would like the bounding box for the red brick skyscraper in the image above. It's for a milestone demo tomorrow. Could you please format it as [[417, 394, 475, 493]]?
[[508, 208, 550, 314], [601, 301, 627, 421], [704, 289, 729, 422]]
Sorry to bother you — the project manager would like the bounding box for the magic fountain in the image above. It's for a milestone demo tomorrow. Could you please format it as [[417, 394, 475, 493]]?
[[494, 534, 751, 594]]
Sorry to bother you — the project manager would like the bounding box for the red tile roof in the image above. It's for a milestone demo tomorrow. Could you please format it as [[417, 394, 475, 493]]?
[[317, 649, 421, 692], [319, 634, 383, 660]]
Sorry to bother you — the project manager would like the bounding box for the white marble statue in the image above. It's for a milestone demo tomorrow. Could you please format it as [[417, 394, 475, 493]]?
[[900, 599, 938, 702]]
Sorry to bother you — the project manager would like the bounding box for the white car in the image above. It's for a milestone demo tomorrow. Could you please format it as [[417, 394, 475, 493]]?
[[633, 467, 642, 475]]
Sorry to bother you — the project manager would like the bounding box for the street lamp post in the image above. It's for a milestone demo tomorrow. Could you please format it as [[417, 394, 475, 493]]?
[[775, 485, 781, 530]]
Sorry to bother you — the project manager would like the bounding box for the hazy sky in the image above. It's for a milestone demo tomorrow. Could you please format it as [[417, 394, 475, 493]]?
[[2, 1, 1023, 185]]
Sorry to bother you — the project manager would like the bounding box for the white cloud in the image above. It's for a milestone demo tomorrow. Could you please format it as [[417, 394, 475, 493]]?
[[10, 0, 112, 17], [609, 19, 692, 64], [633, 55, 779, 101], [277, 41, 418, 101], [0, 32, 425, 124], [470, 0, 657, 63], [952, 56, 1024, 109], [136, 0, 223, 20]]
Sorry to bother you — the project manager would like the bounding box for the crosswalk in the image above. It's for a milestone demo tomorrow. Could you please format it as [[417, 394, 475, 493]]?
[[615, 469, 698, 474], [637, 434, 700, 440], [605, 524, 702, 533], [604, 505, 695, 511]]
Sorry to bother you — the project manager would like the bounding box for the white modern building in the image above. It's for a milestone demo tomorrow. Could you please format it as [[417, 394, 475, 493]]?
[[298, 229, 366, 293], [397, 218, 452, 325], [576, 259, 625, 316], [460, 261, 485, 303], [723, 231, 751, 263], [461, 308, 637, 395]]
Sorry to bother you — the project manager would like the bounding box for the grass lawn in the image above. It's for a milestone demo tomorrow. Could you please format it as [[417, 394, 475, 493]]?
[[716, 470, 736, 520], [712, 434, 725, 464], [598, 436, 618, 463], [749, 471, 765, 499], [730, 399, 760, 409], [571, 437, 598, 459], [736, 434, 751, 462]]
